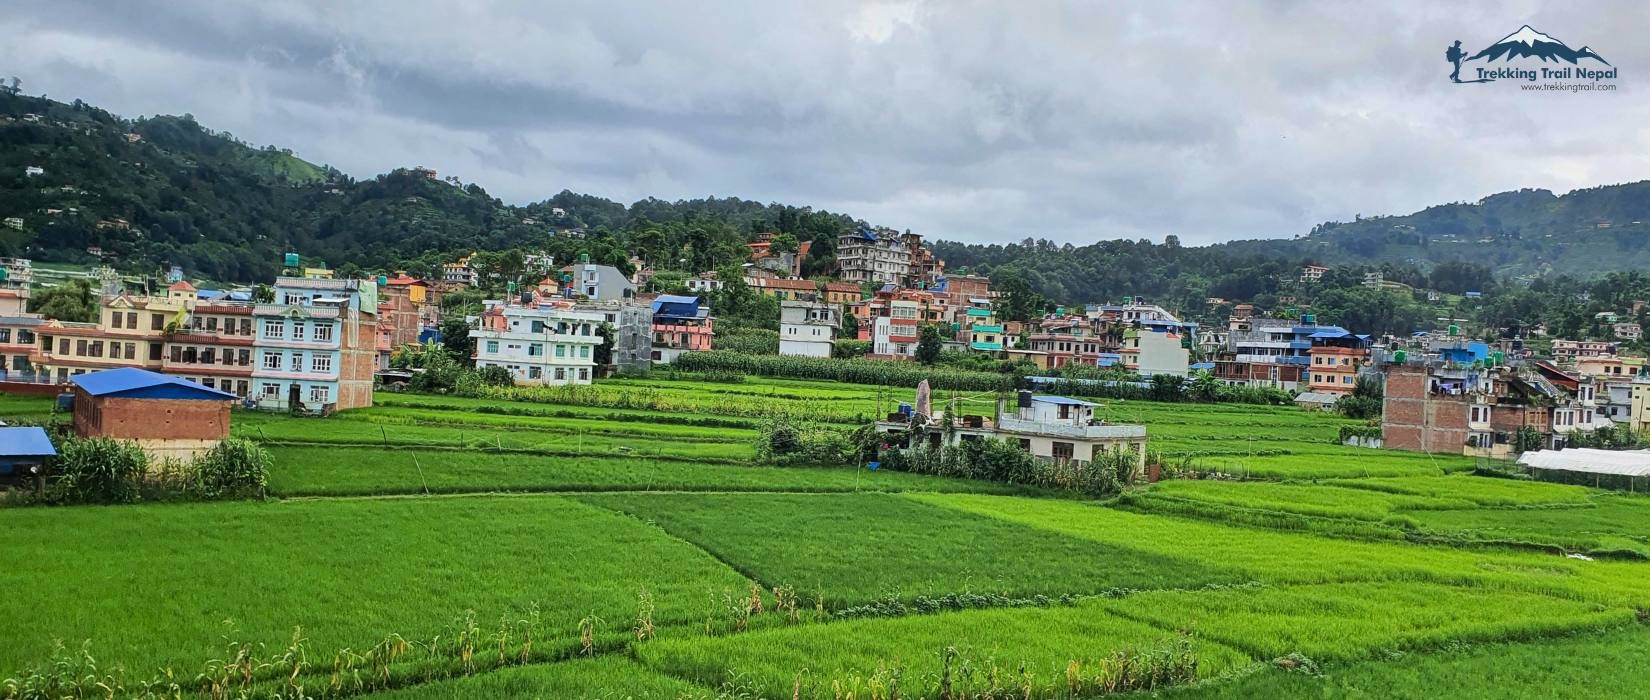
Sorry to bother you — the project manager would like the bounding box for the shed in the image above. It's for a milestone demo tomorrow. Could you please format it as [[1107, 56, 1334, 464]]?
[[1293, 391, 1341, 411], [70, 367, 236, 460], [1518, 448, 1650, 491], [0, 426, 55, 488]]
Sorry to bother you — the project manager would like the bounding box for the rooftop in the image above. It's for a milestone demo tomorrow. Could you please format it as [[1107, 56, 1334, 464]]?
[[71, 367, 237, 400], [0, 426, 55, 457]]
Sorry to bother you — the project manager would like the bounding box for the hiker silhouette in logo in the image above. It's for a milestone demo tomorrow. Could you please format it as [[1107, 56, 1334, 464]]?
[[1446, 40, 1466, 83]]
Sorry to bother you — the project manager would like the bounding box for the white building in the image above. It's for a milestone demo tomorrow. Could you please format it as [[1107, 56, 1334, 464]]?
[[470, 301, 604, 385], [566, 259, 636, 300], [23, 166, 43, 177], [875, 391, 1147, 473], [779, 301, 838, 358]]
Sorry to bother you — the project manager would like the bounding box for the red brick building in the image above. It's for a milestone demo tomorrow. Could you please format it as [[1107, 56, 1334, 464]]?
[[70, 367, 235, 460]]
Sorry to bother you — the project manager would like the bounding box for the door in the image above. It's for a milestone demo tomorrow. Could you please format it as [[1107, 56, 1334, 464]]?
[[287, 383, 301, 409]]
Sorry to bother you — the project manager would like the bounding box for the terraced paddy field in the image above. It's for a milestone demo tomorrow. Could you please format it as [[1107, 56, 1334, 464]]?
[[3, 375, 1648, 698]]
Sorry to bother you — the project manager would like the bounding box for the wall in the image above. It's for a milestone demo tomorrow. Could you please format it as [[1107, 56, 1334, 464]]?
[[1381, 366, 1468, 453], [76, 394, 230, 441]]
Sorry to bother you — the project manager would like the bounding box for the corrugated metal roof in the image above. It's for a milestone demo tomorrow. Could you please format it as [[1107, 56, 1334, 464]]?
[[70, 367, 237, 400], [1294, 391, 1341, 404], [1031, 395, 1097, 406], [1518, 448, 1650, 477], [0, 426, 55, 456]]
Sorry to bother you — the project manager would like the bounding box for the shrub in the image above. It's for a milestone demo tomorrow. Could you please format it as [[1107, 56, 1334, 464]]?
[[832, 339, 872, 359], [190, 438, 271, 500], [48, 437, 148, 504], [476, 364, 515, 387]]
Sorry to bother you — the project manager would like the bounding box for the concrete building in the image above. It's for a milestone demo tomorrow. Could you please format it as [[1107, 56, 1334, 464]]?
[[577, 299, 653, 375], [70, 367, 235, 461], [870, 299, 921, 358], [442, 254, 479, 287], [1383, 362, 1598, 457], [1300, 265, 1329, 282], [875, 392, 1147, 474], [566, 259, 636, 300], [1306, 330, 1373, 395], [822, 281, 861, 305], [837, 226, 920, 286], [1551, 339, 1617, 361], [470, 300, 604, 385], [651, 295, 713, 363], [251, 278, 378, 411], [746, 277, 818, 301], [779, 301, 838, 358]]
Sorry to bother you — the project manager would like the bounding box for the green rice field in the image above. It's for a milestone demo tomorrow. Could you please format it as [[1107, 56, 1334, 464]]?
[[4, 375, 1650, 698]]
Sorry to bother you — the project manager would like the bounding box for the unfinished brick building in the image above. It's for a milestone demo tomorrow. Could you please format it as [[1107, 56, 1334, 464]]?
[[70, 367, 236, 461]]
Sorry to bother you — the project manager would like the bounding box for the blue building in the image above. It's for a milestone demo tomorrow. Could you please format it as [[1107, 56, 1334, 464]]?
[[251, 278, 378, 411]]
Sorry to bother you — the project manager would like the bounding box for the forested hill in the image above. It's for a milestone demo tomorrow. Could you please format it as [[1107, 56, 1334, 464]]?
[[3, 90, 1647, 291], [0, 92, 853, 282]]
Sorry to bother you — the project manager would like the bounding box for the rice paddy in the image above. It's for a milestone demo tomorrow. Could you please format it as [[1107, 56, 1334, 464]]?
[[5, 375, 1649, 698]]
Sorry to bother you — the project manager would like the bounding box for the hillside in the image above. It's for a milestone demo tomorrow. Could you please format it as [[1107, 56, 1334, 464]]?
[[2, 90, 1646, 291]]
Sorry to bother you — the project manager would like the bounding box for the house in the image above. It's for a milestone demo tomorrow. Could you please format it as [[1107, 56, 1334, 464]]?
[[651, 295, 713, 363], [577, 299, 653, 374], [1212, 360, 1305, 391], [566, 257, 636, 300], [70, 367, 235, 460], [0, 426, 55, 489], [23, 166, 43, 177], [1, 218, 22, 231], [837, 226, 924, 286], [685, 272, 723, 294], [1306, 329, 1372, 395], [442, 254, 479, 287], [1293, 391, 1341, 411], [1551, 339, 1617, 361], [470, 299, 604, 385], [1613, 323, 1642, 341], [1299, 265, 1329, 282], [745, 277, 818, 301], [965, 308, 1003, 351], [376, 274, 435, 368], [779, 301, 837, 358], [873, 391, 1147, 473], [251, 277, 378, 411], [1383, 361, 1597, 457], [822, 281, 861, 304]]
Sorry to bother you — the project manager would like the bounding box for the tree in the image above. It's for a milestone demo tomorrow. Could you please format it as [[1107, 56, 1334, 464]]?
[[839, 309, 858, 339], [916, 324, 944, 365], [769, 232, 799, 256], [29, 279, 96, 322], [439, 316, 472, 365], [594, 322, 615, 372]]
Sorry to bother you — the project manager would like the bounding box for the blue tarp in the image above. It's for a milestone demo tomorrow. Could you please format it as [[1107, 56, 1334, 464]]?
[[651, 294, 702, 320], [70, 367, 236, 400], [0, 426, 55, 456]]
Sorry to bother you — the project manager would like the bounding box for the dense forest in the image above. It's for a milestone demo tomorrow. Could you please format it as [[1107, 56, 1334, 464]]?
[[4, 90, 1650, 342]]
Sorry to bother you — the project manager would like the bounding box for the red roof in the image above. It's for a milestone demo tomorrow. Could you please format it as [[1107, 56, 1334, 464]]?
[[763, 278, 817, 291], [385, 274, 424, 286], [168, 279, 196, 292]]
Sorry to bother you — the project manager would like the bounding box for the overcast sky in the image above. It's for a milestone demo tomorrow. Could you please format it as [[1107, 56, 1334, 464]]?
[[4, 1, 1647, 245]]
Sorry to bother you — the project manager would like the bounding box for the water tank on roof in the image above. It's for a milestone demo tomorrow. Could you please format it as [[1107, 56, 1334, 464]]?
[[1017, 390, 1032, 408], [579, 252, 590, 264], [1448, 324, 1460, 336], [1393, 349, 1407, 363], [284, 252, 300, 267], [1300, 313, 1316, 325], [376, 274, 387, 286]]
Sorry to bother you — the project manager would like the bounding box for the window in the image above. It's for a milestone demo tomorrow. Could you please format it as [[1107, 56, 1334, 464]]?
[[554, 368, 566, 380], [283, 293, 304, 305], [76, 339, 88, 356], [124, 343, 135, 360], [528, 367, 542, 379], [292, 322, 307, 341], [311, 355, 332, 374], [579, 345, 590, 359], [313, 323, 333, 342], [238, 349, 251, 366], [555, 345, 566, 358], [531, 320, 545, 333], [264, 319, 284, 338], [577, 367, 589, 381], [149, 342, 163, 361], [151, 313, 165, 330], [485, 340, 500, 354], [201, 377, 216, 389], [126, 312, 138, 329], [309, 385, 329, 403], [1018, 438, 1032, 451], [201, 348, 216, 365], [289, 352, 304, 372], [1051, 441, 1075, 462], [528, 343, 543, 357], [239, 319, 252, 335], [262, 352, 281, 370], [262, 383, 280, 397]]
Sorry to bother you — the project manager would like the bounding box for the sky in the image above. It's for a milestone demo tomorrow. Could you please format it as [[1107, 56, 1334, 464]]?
[[4, 1, 1647, 245]]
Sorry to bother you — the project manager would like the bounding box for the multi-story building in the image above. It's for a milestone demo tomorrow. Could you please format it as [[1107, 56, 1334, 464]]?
[[0, 257, 33, 314], [251, 278, 378, 411], [745, 277, 818, 301], [577, 299, 653, 375], [837, 226, 917, 285], [778, 301, 837, 358], [442, 254, 479, 287], [1300, 265, 1329, 282], [651, 295, 713, 363], [1383, 361, 1597, 456], [470, 300, 604, 385], [164, 302, 256, 397], [376, 274, 436, 368], [1613, 322, 1643, 341], [1306, 330, 1373, 395], [566, 258, 636, 300], [822, 281, 862, 305], [870, 299, 921, 358], [0, 314, 42, 378], [1550, 338, 1617, 361]]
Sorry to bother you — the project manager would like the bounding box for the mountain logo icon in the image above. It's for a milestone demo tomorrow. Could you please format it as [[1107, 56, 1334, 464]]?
[[1447, 26, 1613, 85]]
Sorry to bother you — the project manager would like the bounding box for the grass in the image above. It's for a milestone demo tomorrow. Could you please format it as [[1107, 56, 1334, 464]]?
[[266, 446, 1028, 497], [637, 602, 1250, 698], [0, 495, 751, 677], [368, 656, 711, 699], [1158, 626, 1650, 699], [578, 493, 1239, 608], [1102, 581, 1633, 663]]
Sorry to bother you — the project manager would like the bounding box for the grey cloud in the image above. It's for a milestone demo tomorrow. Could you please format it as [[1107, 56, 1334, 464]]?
[[2, 0, 1648, 246]]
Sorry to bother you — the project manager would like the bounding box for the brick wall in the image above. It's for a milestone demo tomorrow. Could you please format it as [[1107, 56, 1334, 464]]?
[[1381, 366, 1466, 453], [76, 395, 230, 440]]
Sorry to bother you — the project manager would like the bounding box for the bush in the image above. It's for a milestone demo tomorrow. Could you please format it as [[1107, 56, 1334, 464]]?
[[832, 339, 872, 359], [190, 438, 271, 499], [755, 418, 853, 465], [48, 437, 148, 504], [476, 364, 515, 387]]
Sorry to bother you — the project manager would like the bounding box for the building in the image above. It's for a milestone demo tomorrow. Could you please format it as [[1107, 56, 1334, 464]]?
[[965, 308, 1004, 351], [1212, 360, 1305, 391], [837, 226, 921, 286], [651, 295, 713, 363], [442, 254, 479, 287], [745, 276, 818, 301], [566, 258, 636, 300], [376, 274, 435, 368], [251, 278, 378, 411], [164, 301, 256, 398], [779, 301, 838, 358], [1613, 322, 1643, 341], [1306, 329, 1372, 395], [686, 273, 724, 294], [470, 300, 604, 385], [822, 281, 861, 305], [870, 299, 921, 358], [873, 392, 1147, 473], [1119, 323, 1193, 377], [1551, 339, 1617, 361], [0, 426, 54, 489], [577, 299, 653, 375], [70, 367, 235, 461], [1383, 361, 1597, 457], [0, 314, 42, 379], [1300, 265, 1329, 282]]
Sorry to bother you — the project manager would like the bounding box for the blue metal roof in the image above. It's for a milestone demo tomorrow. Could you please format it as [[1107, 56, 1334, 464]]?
[[1190, 362, 1215, 370], [0, 426, 55, 456], [70, 367, 237, 400], [1031, 395, 1097, 406]]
